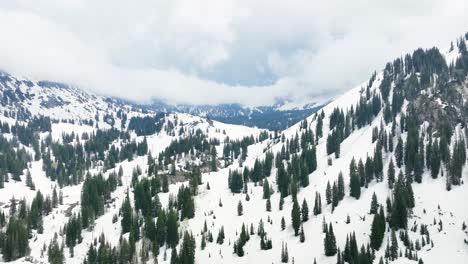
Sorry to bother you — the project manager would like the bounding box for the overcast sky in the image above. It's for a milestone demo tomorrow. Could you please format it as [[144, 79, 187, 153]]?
[[0, 0, 467, 106]]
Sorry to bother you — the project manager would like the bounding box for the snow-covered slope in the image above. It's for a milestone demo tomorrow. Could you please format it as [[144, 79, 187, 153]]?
[[1, 34, 468, 264]]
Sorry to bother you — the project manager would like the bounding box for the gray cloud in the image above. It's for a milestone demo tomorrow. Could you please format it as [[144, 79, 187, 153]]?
[[0, 0, 467, 106]]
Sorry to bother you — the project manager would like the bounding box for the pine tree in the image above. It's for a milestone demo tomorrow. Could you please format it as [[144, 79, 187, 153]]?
[[390, 175, 408, 229], [279, 196, 284, 211], [337, 172, 345, 200], [313, 192, 322, 215], [389, 229, 399, 260], [324, 223, 337, 256], [229, 170, 244, 193], [26, 170, 35, 190], [326, 181, 332, 204], [210, 146, 218, 172], [395, 137, 403, 168], [430, 140, 440, 178], [365, 156, 374, 184], [301, 199, 309, 222], [266, 198, 271, 212], [358, 159, 366, 187], [291, 198, 301, 236], [369, 192, 379, 214], [332, 182, 339, 209], [281, 217, 286, 230], [388, 159, 395, 189], [216, 226, 225, 244], [281, 242, 289, 263], [3, 217, 29, 261], [48, 234, 64, 264], [374, 147, 384, 181], [370, 206, 386, 250], [162, 174, 169, 193], [166, 209, 179, 248], [349, 158, 361, 199], [201, 235, 206, 250], [121, 193, 133, 234], [170, 247, 178, 264], [238, 200, 243, 216], [263, 179, 271, 199]]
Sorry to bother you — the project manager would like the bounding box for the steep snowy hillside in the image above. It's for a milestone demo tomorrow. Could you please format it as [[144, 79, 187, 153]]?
[[1, 34, 468, 264], [161, 36, 468, 264]]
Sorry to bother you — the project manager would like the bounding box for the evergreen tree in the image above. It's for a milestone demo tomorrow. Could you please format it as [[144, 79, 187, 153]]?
[[155, 210, 167, 246], [162, 174, 169, 193], [369, 192, 379, 214], [263, 179, 271, 199], [279, 196, 284, 211], [166, 209, 179, 248], [370, 206, 386, 250], [179, 231, 196, 264], [389, 229, 399, 260], [266, 198, 272, 212], [121, 193, 133, 234], [26, 170, 35, 190], [388, 159, 395, 189], [316, 115, 323, 141], [170, 247, 178, 264], [349, 158, 361, 199], [48, 234, 64, 264], [229, 170, 244, 193], [3, 217, 29, 261], [281, 242, 289, 263], [326, 181, 332, 204], [374, 147, 384, 180], [337, 172, 345, 200], [430, 140, 440, 178], [301, 199, 309, 222], [313, 192, 322, 215], [390, 174, 409, 229], [395, 137, 403, 168], [324, 223, 337, 256], [291, 198, 301, 236], [238, 200, 243, 216], [216, 226, 225, 244]]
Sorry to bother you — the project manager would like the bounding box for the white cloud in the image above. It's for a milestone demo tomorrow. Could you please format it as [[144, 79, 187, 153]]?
[[0, 0, 467, 106]]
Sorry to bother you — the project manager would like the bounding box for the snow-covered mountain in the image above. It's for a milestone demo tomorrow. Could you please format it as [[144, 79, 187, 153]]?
[[148, 100, 323, 131], [0, 33, 468, 264]]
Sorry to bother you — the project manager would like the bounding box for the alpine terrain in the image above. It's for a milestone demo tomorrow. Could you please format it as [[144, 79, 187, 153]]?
[[147, 100, 323, 131], [0, 34, 467, 264]]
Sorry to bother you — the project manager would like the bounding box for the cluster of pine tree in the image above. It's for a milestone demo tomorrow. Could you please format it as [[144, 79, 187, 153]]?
[[348, 151, 383, 201], [389, 174, 414, 230], [81, 173, 118, 228], [325, 172, 345, 210], [323, 222, 337, 256], [222, 135, 256, 165], [127, 113, 165, 136], [0, 188, 60, 261], [336, 232, 374, 264], [233, 223, 250, 257], [0, 134, 31, 184]]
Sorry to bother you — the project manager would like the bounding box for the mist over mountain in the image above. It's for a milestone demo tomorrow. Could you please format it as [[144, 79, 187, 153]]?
[[0, 11, 467, 264]]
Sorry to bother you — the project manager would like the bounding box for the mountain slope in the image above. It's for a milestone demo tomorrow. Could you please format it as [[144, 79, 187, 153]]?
[[176, 35, 468, 264], [0, 34, 468, 264]]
